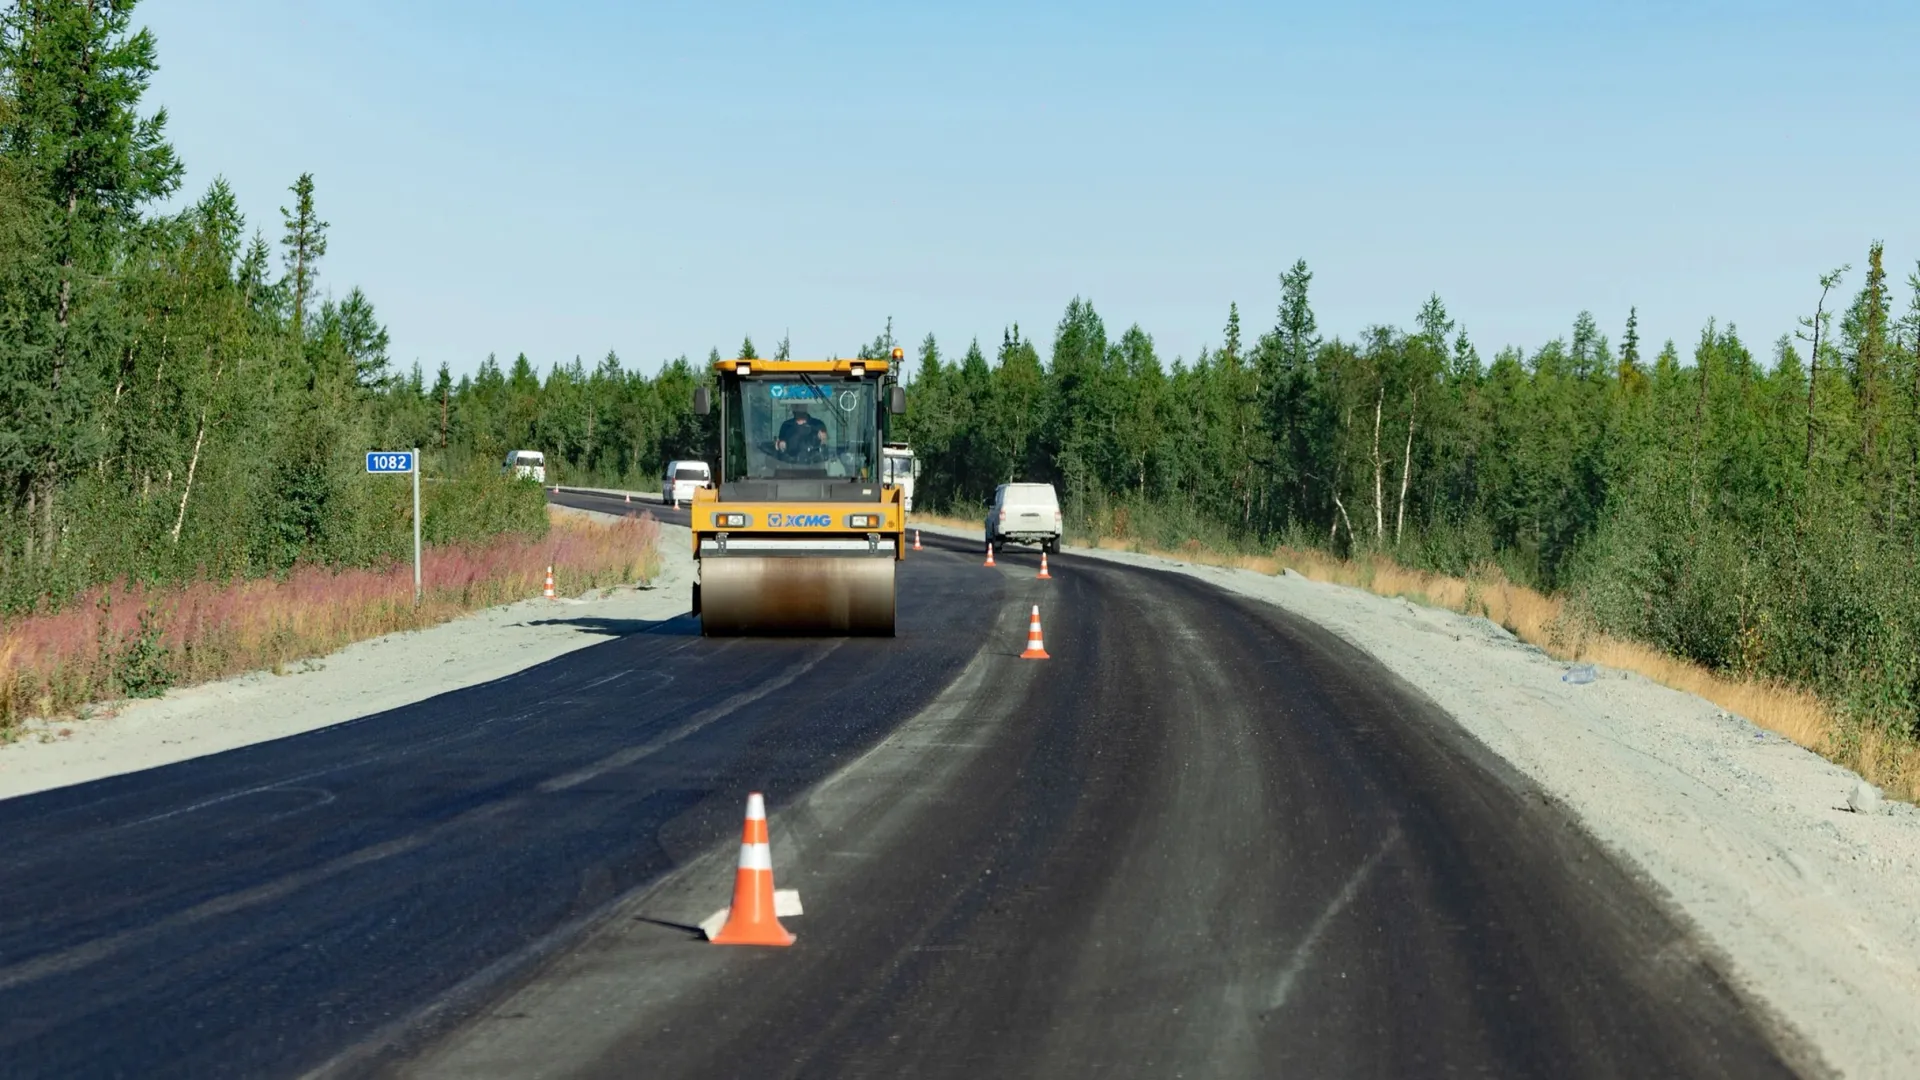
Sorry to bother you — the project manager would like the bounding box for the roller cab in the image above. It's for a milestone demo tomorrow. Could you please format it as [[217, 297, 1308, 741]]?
[[691, 353, 908, 636]]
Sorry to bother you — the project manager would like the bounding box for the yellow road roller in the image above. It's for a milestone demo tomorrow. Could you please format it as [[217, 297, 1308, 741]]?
[[689, 350, 908, 635]]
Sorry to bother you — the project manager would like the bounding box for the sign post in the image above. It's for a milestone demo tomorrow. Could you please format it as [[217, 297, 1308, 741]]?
[[411, 446, 421, 602], [366, 450, 422, 603]]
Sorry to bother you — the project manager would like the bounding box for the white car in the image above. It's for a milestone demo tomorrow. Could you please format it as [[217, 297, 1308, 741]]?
[[663, 460, 712, 507], [503, 449, 547, 483], [987, 482, 1062, 554]]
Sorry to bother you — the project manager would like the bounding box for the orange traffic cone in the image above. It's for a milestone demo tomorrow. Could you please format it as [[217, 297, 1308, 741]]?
[[1020, 605, 1050, 659], [704, 793, 798, 947], [913, 529, 923, 551], [624, 492, 631, 503], [984, 544, 996, 567], [543, 565, 556, 600], [1037, 551, 1052, 579]]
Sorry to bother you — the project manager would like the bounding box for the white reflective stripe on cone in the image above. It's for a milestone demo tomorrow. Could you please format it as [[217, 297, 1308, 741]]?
[[738, 843, 773, 871], [746, 793, 767, 820]]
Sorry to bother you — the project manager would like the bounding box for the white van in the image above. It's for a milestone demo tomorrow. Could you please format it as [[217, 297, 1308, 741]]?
[[503, 449, 546, 483], [663, 460, 712, 507], [987, 482, 1063, 554]]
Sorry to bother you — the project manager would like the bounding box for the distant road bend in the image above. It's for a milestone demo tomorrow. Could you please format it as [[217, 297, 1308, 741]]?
[[0, 511, 1808, 1078], [549, 486, 691, 528]]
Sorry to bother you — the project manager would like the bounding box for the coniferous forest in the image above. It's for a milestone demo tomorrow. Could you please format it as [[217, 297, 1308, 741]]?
[[0, 2, 701, 615], [888, 253, 1920, 743], [884, 254, 1920, 745], [3, 3, 1917, 746]]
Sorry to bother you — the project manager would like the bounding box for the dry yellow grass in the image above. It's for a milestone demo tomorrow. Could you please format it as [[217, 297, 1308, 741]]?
[[907, 511, 983, 534], [1274, 545, 1919, 802]]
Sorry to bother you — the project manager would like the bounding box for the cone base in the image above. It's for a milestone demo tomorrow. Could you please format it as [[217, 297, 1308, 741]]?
[[710, 920, 796, 947], [1020, 647, 1050, 659]]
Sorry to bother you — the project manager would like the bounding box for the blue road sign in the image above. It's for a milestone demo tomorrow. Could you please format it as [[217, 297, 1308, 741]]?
[[366, 451, 415, 474]]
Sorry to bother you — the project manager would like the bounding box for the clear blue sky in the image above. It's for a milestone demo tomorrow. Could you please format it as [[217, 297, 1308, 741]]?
[[142, 0, 1918, 378]]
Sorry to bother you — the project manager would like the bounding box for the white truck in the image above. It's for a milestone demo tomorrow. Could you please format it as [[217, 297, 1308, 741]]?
[[882, 442, 920, 513], [986, 482, 1062, 554]]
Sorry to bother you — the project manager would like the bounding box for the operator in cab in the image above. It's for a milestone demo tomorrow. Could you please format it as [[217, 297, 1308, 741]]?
[[775, 402, 829, 461]]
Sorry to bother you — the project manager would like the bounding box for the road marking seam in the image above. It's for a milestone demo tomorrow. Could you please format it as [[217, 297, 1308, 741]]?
[[801, 632, 1019, 807], [113, 709, 541, 832], [0, 798, 521, 992], [538, 642, 843, 794], [580, 669, 634, 690], [1266, 827, 1402, 1012]]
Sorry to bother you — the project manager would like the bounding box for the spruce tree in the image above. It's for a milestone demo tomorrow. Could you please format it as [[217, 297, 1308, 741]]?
[[1797, 266, 1848, 473], [337, 288, 389, 388], [1619, 307, 1643, 388], [279, 173, 327, 339], [1844, 242, 1891, 488], [0, 0, 179, 558]]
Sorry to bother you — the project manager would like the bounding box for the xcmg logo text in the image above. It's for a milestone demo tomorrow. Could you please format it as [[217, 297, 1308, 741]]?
[[767, 513, 832, 527]]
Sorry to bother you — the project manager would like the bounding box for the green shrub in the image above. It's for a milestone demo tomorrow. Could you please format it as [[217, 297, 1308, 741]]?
[[112, 609, 174, 699]]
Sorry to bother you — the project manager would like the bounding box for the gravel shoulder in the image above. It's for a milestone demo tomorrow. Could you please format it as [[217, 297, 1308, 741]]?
[[931, 524, 1920, 1080], [0, 509, 692, 802]]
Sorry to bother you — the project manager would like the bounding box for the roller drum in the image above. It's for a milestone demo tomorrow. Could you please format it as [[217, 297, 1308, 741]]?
[[699, 556, 896, 636]]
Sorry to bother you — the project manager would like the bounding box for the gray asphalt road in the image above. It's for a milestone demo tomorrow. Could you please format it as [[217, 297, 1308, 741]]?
[[548, 487, 691, 528], [392, 539, 1809, 1079], [0, 535, 995, 1078]]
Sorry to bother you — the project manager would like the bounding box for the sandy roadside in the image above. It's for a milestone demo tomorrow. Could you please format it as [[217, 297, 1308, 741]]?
[[926, 522, 1920, 1079], [0, 507, 693, 801]]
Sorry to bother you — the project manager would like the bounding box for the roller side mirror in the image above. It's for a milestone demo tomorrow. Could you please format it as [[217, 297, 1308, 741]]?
[[693, 386, 710, 415], [889, 385, 906, 414]]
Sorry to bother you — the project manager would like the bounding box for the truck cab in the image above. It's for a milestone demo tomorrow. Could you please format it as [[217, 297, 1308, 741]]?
[[882, 443, 921, 513]]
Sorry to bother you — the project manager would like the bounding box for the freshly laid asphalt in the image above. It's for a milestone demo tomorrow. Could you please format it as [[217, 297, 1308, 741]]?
[[0, 512, 1811, 1078], [549, 487, 691, 528]]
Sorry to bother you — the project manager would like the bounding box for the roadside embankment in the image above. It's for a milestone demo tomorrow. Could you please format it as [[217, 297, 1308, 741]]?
[[919, 522, 1920, 1080], [0, 508, 689, 800], [1265, 543, 1915, 804]]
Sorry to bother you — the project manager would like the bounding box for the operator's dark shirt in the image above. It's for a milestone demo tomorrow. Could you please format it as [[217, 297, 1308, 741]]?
[[778, 415, 824, 449]]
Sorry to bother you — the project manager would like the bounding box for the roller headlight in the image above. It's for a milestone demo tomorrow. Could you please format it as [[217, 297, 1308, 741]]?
[[847, 514, 880, 528], [714, 512, 749, 528]]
